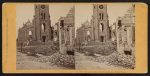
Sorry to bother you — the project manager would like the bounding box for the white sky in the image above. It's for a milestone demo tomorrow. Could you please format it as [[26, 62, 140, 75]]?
[[16, 3, 132, 37]]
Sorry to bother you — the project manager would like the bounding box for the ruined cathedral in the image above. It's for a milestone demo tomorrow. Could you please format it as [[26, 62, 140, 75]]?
[[76, 4, 111, 44], [17, 4, 53, 45]]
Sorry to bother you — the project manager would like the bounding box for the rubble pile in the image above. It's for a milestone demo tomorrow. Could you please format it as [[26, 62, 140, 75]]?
[[21, 46, 37, 55], [30, 56, 51, 63], [35, 45, 58, 56], [86, 51, 135, 69], [81, 42, 116, 56], [107, 53, 135, 69], [87, 55, 108, 63], [48, 52, 75, 69], [21, 43, 59, 56], [26, 52, 75, 69]]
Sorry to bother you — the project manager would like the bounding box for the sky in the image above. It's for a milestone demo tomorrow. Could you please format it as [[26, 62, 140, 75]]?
[[16, 3, 132, 38], [75, 4, 132, 29]]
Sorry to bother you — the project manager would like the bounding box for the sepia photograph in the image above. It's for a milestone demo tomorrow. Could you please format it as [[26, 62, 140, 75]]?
[[16, 3, 135, 70], [2, 3, 147, 73]]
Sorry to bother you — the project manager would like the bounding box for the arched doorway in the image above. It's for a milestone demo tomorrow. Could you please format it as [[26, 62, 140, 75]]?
[[42, 36, 46, 42], [99, 23, 104, 32], [101, 36, 104, 42], [28, 30, 32, 41], [100, 23, 104, 32]]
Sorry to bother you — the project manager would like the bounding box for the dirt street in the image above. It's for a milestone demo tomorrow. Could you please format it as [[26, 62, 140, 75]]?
[[75, 52, 128, 70], [16, 52, 69, 69]]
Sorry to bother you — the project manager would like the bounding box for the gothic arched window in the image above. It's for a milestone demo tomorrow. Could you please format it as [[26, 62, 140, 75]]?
[[99, 23, 104, 32], [29, 30, 32, 35], [41, 23, 46, 32]]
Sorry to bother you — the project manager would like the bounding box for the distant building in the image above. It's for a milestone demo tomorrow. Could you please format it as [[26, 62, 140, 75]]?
[[76, 20, 92, 45], [17, 20, 34, 45], [116, 5, 135, 55], [17, 4, 53, 45]]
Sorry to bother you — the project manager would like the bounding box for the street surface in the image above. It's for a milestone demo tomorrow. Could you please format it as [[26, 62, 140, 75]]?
[[16, 52, 69, 69], [75, 52, 128, 70]]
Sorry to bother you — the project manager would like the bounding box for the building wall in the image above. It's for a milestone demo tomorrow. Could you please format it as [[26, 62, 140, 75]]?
[[17, 20, 34, 45], [116, 5, 135, 55], [57, 7, 75, 54], [76, 20, 92, 44]]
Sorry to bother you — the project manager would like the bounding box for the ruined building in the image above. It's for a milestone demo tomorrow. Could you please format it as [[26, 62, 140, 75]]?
[[52, 7, 75, 54], [116, 5, 135, 55], [76, 4, 111, 44], [76, 20, 92, 45], [17, 4, 53, 45]]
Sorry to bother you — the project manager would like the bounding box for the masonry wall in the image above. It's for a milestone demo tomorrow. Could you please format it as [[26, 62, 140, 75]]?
[[116, 5, 135, 55]]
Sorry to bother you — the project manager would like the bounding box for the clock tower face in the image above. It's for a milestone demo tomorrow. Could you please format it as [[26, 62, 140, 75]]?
[[41, 5, 45, 9], [99, 5, 103, 9]]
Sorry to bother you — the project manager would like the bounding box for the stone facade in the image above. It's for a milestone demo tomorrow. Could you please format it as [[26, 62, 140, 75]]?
[[17, 20, 34, 45], [91, 4, 110, 42], [76, 20, 92, 45], [17, 4, 53, 45], [58, 7, 75, 45], [56, 7, 75, 54], [116, 5, 135, 55]]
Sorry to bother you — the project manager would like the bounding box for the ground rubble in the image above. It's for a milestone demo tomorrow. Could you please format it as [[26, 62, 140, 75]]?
[[86, 52, 135, 69], [27, 52, 75, 69]]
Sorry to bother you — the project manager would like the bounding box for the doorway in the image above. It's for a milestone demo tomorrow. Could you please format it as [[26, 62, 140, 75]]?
[[101, 36, 104, 42], [42, 36, 46, 42]]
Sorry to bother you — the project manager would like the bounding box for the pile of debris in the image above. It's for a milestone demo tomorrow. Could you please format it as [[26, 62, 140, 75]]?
[[80, 42, 117, 56], [26, 52, 75, 69], [49, 52, 75, 69], [20, 42, 59, 56], [87, 52, 135, 69], [107, 52, 135, 69], [35, 45, 58, 56]]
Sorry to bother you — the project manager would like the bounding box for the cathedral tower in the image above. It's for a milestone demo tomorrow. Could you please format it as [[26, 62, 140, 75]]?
[[33, 4, 52, 42], [92, 4, 110, 42]]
